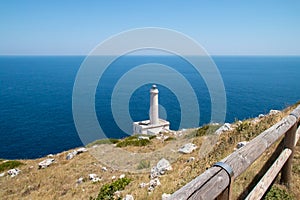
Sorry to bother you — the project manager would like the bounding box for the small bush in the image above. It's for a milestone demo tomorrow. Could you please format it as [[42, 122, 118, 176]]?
[[236, 121, 251, 132], [164, 136, 176, 141], [137, 159, 150, 170], [87, 138, 119, 147], [196, 124, 221, 137], [0, 160, 23, 172], [93, 177, 131, 200], [116, 139, 150, 147], [264, 185, 293, 200]]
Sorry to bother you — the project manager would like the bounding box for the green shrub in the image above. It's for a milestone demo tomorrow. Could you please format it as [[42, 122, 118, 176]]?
[[116, 139, 150, 147], [137, 159, 150, 170], [195, 124, 221, 137], [87, 138, 119, 147], [93, 177, 131, 200], [264, 185, 293, 200], [236, 121, 251, 132], [0, 160, 23, 172]]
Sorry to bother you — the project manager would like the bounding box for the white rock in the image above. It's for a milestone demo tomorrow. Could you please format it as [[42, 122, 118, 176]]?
[[178, 143, 197, 154], [151, 158, 172, 179], [39, 158, 54, 169], [89, 174, 101, 182], [114, 191, 121, 198], [66, 151, 77, 160], [123, 194, 134, 200], [7, 168, 21, 177], [101, 166, 107, 171], [47, 154, 54, 157], [187, 157, 195, 162], [138, 136, 150, 140], [258, 114, 265, 118], [148, 178, 161, 192], [215, 123, 232, 134], [76, 147, 87, 154], [237, 141, 248, 149], [0, 172, 5, 177], [162, 193, 171, 200], [269, 109, 280, 115], [111, 175, 116, 180], [76, 177, 84, 184], [119, 174, 125, 179], [139, 182, 148, 188]]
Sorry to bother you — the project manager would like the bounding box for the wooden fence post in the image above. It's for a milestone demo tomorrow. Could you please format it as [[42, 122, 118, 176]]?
[[280, 123, 297, 188]]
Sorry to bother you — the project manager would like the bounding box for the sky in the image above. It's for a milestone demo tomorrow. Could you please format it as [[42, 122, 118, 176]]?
[[0, 1, 299, 55]]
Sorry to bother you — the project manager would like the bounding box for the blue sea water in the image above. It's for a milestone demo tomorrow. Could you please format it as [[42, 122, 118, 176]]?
[[0, 55, 300, 159]]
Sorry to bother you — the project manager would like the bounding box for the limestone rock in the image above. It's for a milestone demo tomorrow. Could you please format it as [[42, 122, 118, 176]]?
[[258, 114, 265, 118], [76, 177, 84, 184], [139, 182, 149, 188], [123, 194, 134, 200], [119, 174, 125, 179], [0, 172, 5, 177], [7, 168, 21, 177], [150, 158, 172, 178], [101, 166, 107, 172], [148, 178, 161, 192], [215, 123, 232, 134], [237, 141, 248, 149], [76, 147, 87, 154], [162, 193, 171, 200], [269, 109, 280, 115], [39, 158, 54, 169], [89, 174, 101, 182], [178, 143, 197, 154]]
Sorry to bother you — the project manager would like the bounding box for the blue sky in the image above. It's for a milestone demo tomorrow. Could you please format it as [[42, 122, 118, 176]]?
[[0, 1, 299, 55]]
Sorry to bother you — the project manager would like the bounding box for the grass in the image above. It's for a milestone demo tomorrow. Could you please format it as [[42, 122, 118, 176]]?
[[137, 160, 150, 170], [91, 177, 131, 200], [86, 138, 120, 147], [264, 185, 293, 200], [0, 160, 23, 173]]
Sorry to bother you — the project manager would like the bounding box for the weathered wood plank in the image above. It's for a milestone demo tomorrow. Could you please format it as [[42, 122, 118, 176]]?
[[170, 167, 221, 199], [221, 115, 296, 178], [295, 126, 300, 147], [280, 123, 297, 187], [245, 148, 292, 200]]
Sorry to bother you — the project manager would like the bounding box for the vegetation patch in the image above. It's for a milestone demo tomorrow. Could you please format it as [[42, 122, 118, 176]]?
[[87, 138, 120, 147], [137, 159, 150, 170], [187, 124, 221, 138], [92, 177, 131, 200], [264, 185, 294, 200], [0, 160, 23, 172], [116, 139, 150, 147]]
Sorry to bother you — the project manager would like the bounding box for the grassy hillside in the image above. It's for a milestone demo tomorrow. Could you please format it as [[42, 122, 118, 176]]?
[[0, 102, 299, 200]]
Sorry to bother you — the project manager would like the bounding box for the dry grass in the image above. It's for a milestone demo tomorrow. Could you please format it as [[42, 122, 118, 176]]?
[[0, 103, 300, 199]]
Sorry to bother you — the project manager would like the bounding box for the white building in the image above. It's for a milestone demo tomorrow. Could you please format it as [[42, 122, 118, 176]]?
[[133, 85, 170, 135]]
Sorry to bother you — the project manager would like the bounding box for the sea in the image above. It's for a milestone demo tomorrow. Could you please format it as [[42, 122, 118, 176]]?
[[0, 55, 300, 159]]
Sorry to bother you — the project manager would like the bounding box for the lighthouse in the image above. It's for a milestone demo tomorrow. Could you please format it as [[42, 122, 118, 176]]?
[[150, 85, 159, 125], [133, 85, 170, 135]]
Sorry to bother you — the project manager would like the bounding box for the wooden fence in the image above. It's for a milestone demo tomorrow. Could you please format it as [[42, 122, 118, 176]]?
[[170, 105, 300, 200]]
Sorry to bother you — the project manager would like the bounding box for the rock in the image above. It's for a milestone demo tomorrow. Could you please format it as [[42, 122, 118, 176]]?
[[111, 175, 116, 180], [7, 168, 21, 177], [123, 194, 134, 200], [39, 158, 54, 169], [0, 172, 5, 177], [47, 154, 54, 157], [114, 191, 121, 198], [139, 182, 148, 188], [89, 174, 101, 182], [269, 109, 280, 115], [187, 157, 195, 163], [101, 166, 107, 172], [138, 136, 150, 140], [76, 177, 84, 184], [66, 151, 77, 160], [178, 143, 197, 154], [119, 174, 125, 179], [215, 123, 232, 134], [258, 114, 265, 118], [162, 193, 171, 200], [148, 178, 161, 192], [76, 147, 87, 154], [150, 158, 172, 178], [237, 141, 248, 149]]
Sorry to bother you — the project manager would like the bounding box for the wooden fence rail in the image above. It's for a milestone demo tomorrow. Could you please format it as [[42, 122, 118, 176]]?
[[170, 105, 300, 200]]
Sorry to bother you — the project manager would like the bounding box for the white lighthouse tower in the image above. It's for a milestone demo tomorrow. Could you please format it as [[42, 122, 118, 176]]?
[[149, 85, 159, 125], [133, 85, 170, 135]]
